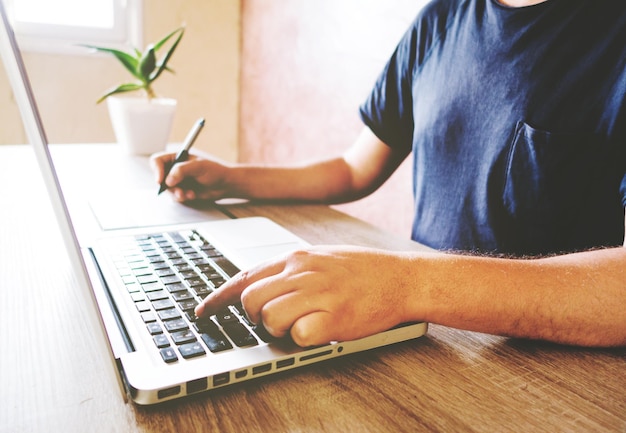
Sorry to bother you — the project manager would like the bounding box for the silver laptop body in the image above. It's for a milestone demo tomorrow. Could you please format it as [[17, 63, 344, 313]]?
[[0, 1, 427, 405]]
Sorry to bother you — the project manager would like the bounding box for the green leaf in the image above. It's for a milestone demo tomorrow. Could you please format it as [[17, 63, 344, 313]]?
[[153, 26, 184, 51], [81, 45, 141, 80], [82, 25, 184, 102], [149, 27, 184, 82], [96, 82, 144, 103], [138, 45, 156, 81]]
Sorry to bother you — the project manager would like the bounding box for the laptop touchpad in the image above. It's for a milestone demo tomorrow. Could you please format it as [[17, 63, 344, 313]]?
[[198, 217, 310, 269]]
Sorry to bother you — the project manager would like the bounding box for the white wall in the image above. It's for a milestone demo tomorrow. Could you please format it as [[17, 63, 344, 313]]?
[[0, 0, 241, 161]]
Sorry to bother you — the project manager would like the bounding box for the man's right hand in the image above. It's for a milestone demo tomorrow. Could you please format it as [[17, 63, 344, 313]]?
[[150, 152, 232, 202]]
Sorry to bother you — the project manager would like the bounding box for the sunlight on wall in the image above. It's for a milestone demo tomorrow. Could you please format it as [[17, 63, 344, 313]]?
[[14, 0, 114, 27], [1, 0, 240, 162]]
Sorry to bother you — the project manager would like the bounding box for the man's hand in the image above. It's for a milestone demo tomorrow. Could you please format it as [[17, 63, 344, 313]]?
[[194, 245, 417, 347], [150, 152, 231, 202]]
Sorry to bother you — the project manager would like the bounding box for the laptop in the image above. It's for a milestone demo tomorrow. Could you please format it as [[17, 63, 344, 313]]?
[[0, 1, 427, 405]]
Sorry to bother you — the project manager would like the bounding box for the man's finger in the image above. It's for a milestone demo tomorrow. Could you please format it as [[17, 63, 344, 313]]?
[[194, 259, 285, 318], [149, 152, 176, 182]]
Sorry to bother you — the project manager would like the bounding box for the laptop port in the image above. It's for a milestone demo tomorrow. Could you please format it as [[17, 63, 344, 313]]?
[[252, 363, 272, 375], [187, 377, 208, 394], [300, 349, 333, 362], [213, 372, 230, 387], [157, 386, 181, 400], [276, 358, 295, 369]]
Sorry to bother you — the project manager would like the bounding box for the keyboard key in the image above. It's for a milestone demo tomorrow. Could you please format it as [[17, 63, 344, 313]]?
[[168, 232, 186, 243], [172, 290, 194, 302], [164, 318, 188, 332], [158, 308, 182, 321], [222, 322, 258, 347], [128, 259, 149, 268], [215, 309, 239, 325], [135, 301, 151, 312], [152, 299, 175, 310], [185, 277, 204, 288], [122, 276, 137, 286], [151, 261, 170, 270], [196, 264, 218, 274], [132, 267, 153, 278], [160, 347, 178, 363], [200, 333, 232, 353], [181, 246, 196, 254], [165, 283, 187, 294], [192, 286, 213, 298], [171, 329, 197, 345], [155, 268, 175, 277], [212, 257, 240, 277], [201, 269, 223, 280], [141, 312, 157, 323], [177, 299, 199, 312], [175, 265, 194, 274], [194, 317, 219, 333], [147, 323, 163, 335], [130, 292, 146, 302], [178, 342, 206, 359], [146, 290, 168, 301], [209, 277, 226, 289], [141, 282, 163, 292], [160, 275, 181, 285], [195, 319, 232, 352], [201, 247, 221, 258], [191, 258, 210, 265], [153, 334, 170, 348], [137, 274, 158, 284], [179, 270, 198, 280]]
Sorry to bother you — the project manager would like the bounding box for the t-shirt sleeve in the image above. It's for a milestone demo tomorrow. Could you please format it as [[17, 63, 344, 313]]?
[[358, 2, 451, 152], [358, 21, 419, 152]]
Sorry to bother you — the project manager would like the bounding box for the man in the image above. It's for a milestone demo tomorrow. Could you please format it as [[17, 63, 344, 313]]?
[[152, 0, 626, 348]]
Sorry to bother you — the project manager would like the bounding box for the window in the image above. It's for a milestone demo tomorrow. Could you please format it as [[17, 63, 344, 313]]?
[[5, 0, 142, 54]]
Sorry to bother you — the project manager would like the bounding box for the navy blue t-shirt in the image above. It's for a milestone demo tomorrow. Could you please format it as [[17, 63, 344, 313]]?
[[360, 0, 626, 255]]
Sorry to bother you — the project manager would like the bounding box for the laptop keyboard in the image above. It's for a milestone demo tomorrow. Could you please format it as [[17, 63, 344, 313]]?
[[110, 229, 273, 363]]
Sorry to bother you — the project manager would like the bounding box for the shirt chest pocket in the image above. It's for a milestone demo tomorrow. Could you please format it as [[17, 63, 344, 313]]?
[[502, 121, 613, 228]]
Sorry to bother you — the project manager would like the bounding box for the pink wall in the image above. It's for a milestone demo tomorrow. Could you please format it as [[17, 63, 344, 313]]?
[[239, 1, 425, 237]]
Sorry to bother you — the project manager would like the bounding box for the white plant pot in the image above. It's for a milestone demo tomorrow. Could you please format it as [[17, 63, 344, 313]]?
[[106, 96, 177, 156]]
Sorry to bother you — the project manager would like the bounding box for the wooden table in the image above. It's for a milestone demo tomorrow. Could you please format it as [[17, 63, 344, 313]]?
[[1, 144, 625, 433]]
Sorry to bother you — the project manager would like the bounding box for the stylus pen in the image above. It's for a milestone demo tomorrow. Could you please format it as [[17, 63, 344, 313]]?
[[158, 118, 205, 195]]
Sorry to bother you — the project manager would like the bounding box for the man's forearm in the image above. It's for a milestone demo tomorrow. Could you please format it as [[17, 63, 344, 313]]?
[[406, 247, 626, 347], [221, 127, 403, 203], [223, 157, 364, 203]]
